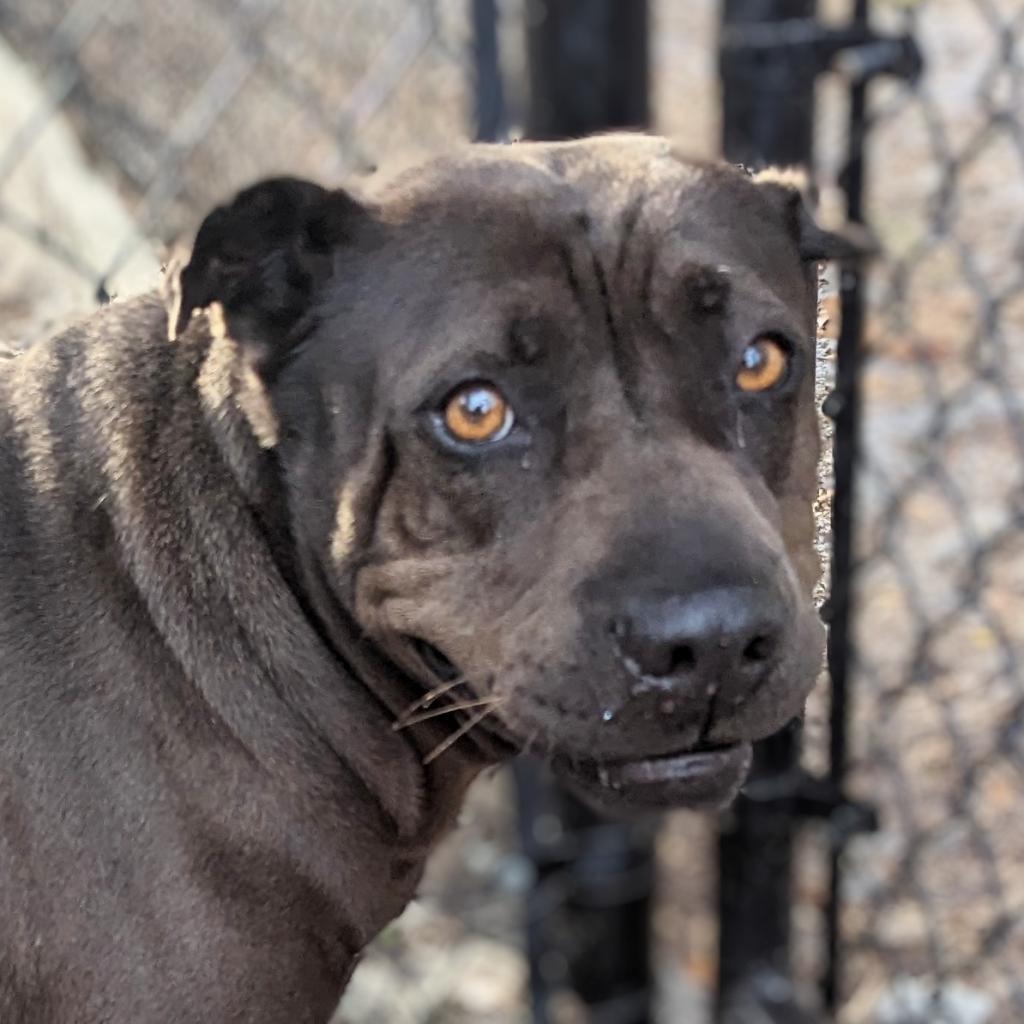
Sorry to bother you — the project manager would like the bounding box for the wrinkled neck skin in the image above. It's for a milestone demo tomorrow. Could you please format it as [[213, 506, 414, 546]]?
[[283, 487, 499, 779], [180, 303, 491, 831]]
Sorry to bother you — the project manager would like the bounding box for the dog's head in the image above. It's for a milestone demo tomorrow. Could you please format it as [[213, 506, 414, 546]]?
[[170, 135, 843, 811]]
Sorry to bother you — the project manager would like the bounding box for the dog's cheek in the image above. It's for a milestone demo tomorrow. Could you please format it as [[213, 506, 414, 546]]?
[[776, 402, 823, 597], [484, 597, 616, 737], [778, 493, 821, 596], [377, 473, 501, 558]]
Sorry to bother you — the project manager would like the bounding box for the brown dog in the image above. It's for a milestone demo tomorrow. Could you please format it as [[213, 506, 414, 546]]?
[[0, 135, 839, 1022]]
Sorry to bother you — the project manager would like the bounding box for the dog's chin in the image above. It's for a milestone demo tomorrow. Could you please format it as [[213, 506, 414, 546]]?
[[550, 742, 754, 814]]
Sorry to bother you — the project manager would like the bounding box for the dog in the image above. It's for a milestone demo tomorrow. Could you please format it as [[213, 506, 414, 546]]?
[[0, 134, 843, 1022]]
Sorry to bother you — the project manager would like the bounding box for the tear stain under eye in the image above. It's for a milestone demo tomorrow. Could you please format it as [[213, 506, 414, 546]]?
[[682, 262, 731, 316]]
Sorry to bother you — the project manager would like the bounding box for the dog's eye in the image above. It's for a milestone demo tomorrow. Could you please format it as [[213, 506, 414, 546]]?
[[442, 382, 514, 444], [736, 337, 789, 393]]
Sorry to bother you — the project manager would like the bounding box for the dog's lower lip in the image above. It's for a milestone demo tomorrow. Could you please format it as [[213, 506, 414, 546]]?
[[608, 744, 746, 785], [558, 742, 754, 810]]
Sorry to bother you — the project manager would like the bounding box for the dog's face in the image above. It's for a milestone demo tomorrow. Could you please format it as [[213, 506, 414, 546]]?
[[172, 136, 838, 810]]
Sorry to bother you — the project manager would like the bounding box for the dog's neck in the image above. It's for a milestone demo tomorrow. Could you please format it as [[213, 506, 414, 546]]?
[[2, 298, 500, 1001], [0, 294, 480, 847], [175, 303, 490, 813], [180, 304, 499, 826], [7, 294, 492, 845]]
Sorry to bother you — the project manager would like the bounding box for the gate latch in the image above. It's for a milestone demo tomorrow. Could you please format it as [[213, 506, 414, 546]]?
[[720, 18, 923, 84]]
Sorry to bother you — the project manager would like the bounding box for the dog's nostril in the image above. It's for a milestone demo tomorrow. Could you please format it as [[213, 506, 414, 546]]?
[[615, 587, 784, 682], [626, 642, 696, 679], [742, 634, 775, 663]]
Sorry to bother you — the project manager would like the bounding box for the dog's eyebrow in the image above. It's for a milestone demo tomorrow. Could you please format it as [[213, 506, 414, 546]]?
[[681, 263, 731, 316], [498, 239, 586, 366], [509, 315, 547, 364]]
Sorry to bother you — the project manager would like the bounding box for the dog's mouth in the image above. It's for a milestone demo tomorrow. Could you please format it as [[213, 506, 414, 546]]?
[[406, 638, 754, 809], [552, 741, 753, 812]]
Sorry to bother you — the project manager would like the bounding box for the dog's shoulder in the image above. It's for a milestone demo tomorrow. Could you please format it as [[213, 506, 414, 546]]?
[[1, 291, 197, 512], [1, 291, 182, 416]]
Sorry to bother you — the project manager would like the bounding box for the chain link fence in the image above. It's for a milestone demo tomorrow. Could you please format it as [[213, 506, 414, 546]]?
[[830, 0, 1024, 1019], [0, 0, 475, 347], [1, 0, 1023, 1021]]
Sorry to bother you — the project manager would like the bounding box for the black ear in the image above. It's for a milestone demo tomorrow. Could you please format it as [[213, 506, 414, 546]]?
[[794, 203, 877, 263], [168, 176, 365, 367], [752, 169, 877, 264]]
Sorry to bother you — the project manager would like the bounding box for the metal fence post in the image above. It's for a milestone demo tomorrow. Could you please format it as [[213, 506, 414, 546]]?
[[524, 0, 647, 141], [471, 0, 506, 142], [514, 5, 653, 1022], [821, 0, 875, 1008], [716, 2, 819, 1019]]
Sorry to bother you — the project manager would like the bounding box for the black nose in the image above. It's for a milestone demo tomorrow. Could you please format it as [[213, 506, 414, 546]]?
[[614, 587, 783, 687]]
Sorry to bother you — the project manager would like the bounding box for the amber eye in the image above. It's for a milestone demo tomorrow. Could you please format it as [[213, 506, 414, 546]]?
[[736, 337, 789, 393], [441, 382, 514, 444]]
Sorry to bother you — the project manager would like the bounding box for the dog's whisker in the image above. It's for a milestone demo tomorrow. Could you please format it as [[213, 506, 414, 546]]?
[[393, 696, 504, 731], [395, 676, 468, 724], [422, 705, 499, 765]]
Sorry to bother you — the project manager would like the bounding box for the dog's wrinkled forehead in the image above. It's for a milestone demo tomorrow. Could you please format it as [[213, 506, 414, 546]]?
[[369, 135, 811, 303]]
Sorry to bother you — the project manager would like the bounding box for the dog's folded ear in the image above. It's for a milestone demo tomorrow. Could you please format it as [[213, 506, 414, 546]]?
[[752, 167, 878, 264], [166, 176, 366, 369]]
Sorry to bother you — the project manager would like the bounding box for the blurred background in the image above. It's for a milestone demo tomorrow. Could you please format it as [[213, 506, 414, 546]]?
[[1, 0, 1021, 1021]]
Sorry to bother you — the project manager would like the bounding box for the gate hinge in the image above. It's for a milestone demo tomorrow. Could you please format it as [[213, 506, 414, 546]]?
[[792, 774, 879, 844]]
